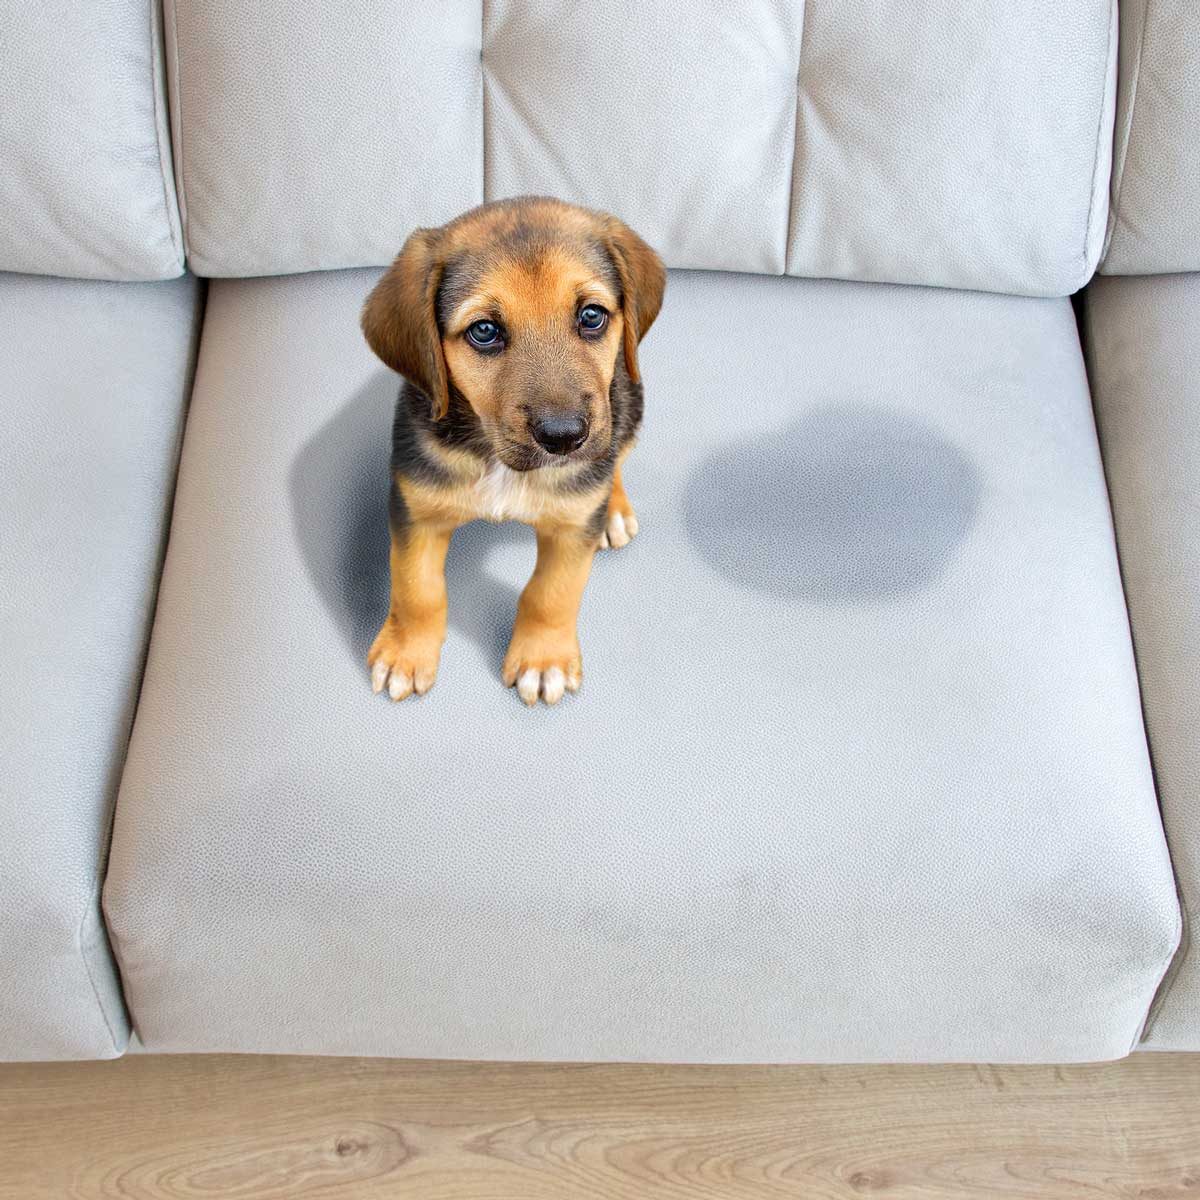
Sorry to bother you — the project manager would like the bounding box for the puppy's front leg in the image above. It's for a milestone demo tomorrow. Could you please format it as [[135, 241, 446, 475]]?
[[503, 523, 597, 706], [369, 520, 455, 700], [599, 457, 639, 550]]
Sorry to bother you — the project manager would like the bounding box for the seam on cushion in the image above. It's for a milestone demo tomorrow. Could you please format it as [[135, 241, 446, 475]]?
[[1134, 885, 1188, 1049], [1085, 300, 1189, 1051], [83, 277, 208, 1056], [1104, 0, 1152, 266], [1107, 464, 1190, 1049], [1081, 0, 1116, 280], [480, 0, 487, 202], [164, 0, 191, 265], [78, 715, 136, 1060], [781, 0, 807, 275], [148, 0, 184, 273], [77, 879, 128, 1056]]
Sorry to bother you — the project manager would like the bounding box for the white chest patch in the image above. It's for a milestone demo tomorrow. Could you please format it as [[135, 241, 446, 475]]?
[[474, 462, 545, 523]]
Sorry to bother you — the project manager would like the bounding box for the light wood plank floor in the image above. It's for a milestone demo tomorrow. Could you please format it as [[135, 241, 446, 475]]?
[[1, 1053, 1198, 1199]]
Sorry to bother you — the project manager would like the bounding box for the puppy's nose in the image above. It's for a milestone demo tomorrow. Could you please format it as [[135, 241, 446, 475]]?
[[530, 412, 589, 455]]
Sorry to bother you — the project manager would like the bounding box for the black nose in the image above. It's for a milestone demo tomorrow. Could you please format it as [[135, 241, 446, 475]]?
[[530, 412, 589, 455]]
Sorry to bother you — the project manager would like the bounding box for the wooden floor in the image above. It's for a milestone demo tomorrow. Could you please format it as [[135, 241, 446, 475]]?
[[1, 1053, 1198, 1199]]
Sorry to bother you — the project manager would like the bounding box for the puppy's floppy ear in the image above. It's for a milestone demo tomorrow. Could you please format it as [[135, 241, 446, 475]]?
[[361, 227, 450, 418], [604, 219, 666, 385]]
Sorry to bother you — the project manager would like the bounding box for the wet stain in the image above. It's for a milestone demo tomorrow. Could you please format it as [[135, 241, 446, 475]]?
[[682, 406, 981, 604]]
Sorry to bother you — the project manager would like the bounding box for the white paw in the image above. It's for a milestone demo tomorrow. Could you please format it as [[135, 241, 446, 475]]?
[[599, 508, 639, 550], [503, 642, 584, 707], [368, 621, 441, 701], [514, 664, 582, 707]]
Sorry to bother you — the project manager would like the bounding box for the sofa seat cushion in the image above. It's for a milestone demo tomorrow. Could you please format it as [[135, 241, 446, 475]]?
[[1086, 273, 1200, 1049], [104, 269, 1178, 1062], [0, 271, 202, 1059]]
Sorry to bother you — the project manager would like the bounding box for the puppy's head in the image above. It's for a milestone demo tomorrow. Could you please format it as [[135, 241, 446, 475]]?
[[362, 197, 665, 469]]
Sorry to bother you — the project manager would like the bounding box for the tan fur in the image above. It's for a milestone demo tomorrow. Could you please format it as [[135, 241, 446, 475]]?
[[441, 248, 623, 459], [368, 524, 455, 699], [360, 229, 449, 417], [502, 526, 597, 702]]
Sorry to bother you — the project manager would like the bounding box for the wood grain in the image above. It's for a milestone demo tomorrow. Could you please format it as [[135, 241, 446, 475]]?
[[1, 1053, 1198, 1199]]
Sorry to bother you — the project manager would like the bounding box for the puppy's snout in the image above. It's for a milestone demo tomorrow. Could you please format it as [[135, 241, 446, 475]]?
[[530, 411, 589, 456]]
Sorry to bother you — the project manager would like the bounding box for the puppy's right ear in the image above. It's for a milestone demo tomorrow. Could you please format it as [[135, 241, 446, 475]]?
[[361, 227, 450, 418]]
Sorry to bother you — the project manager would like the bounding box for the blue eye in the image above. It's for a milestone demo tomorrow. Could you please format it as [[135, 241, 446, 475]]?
[[467, 319, 502, 349], [578, 304, 607, 333]]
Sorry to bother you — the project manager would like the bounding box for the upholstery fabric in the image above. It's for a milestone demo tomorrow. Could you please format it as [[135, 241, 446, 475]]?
[[164, 0, 484, 277], [484, 0, 802, 275], [1101, 0, 1200, 275], [165, 0, 1115, 295], [0, 0, 184, 280], [785, 0, 1115, 294], [104, 269, 1178, 1062], [0, 271, 202, 1059], [1086, 273, 1200, 1049]]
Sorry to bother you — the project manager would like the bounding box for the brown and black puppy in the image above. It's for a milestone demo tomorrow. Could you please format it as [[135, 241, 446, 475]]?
[[361, 197, 666, 706]]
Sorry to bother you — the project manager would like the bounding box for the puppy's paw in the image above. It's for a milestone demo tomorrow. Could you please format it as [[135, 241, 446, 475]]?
[[599, 496, 639, 550], [368, 618, 443, 701], [502, 627, 583, 707]]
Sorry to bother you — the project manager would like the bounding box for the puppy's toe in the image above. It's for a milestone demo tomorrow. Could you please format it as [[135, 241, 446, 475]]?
[[368, 618, 442, 702], [606, 511, 630, 549], [600, 504, 638, 550], [370, 659, 390, 694], [516, 668, 542, 707], [541, 666, 566, 705], [387, 669, 414, 702], [503, 630, 582, 707], [513, 665, 570, 707]]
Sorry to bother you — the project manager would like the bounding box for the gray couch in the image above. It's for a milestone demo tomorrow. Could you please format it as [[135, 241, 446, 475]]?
[[2, 0, 1197, 1063]]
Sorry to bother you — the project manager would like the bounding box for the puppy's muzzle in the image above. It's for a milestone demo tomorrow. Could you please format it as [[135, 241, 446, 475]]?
[[530, 410, 590, 456]]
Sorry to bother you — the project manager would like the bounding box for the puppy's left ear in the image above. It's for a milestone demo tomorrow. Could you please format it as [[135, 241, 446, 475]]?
[[604, 220, 666, 385], [361, 227, 450, 418]]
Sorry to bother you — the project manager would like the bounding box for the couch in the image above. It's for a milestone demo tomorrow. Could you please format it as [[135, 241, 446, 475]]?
[[2, 0, 1197, 1062]]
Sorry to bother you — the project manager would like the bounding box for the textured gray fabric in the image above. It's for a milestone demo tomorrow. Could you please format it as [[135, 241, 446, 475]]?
[[165, 0, 1114, 294], [0, 271, 202, 1060], [1101, 0, 1200, 275], [1086, 273, 1200, 1049], [484, 0, 802, 275], [105, 269, 1178, 1062], [0, 0, 184, 280], [164, 0, 483, 276], [784, 0, 1116, 293]]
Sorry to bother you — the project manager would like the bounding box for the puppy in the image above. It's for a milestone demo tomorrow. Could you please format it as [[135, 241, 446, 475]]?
[[361, 197, 666, 706]]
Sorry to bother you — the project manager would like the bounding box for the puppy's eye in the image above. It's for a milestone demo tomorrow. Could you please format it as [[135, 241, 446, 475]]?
[[466, 319, 503, 350], [578, 304, 608, 334]]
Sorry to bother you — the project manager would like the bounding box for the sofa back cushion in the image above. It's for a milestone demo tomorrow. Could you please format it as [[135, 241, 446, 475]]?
[[1101, 0, 1200, 275], [167, 0, 1116, 296], [0, 0, 184, 281]]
